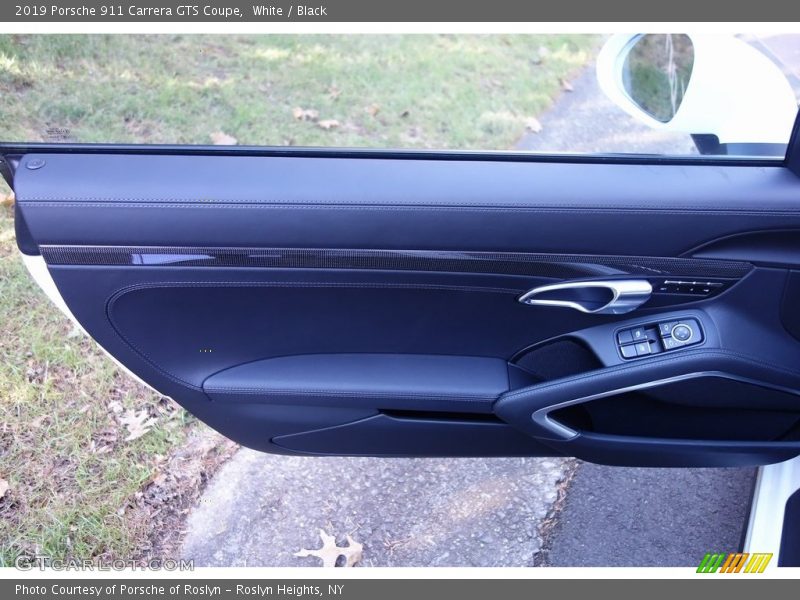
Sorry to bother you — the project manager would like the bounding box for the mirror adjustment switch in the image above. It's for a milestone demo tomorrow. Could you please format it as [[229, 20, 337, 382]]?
[[658, 318, 703, 351], [672, 323, 692, 342]]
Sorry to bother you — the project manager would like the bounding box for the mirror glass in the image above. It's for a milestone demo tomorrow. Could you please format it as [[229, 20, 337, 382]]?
[[622, 34, 694, 123]]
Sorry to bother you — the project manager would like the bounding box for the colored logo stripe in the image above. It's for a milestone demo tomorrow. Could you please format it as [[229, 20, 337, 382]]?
[[697, 553, 726, 573], [744, 553, 773, 573], [697, 552, 773, 573]]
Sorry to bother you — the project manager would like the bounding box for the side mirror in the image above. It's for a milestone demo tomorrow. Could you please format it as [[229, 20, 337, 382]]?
[[596, 34, 798, 153]]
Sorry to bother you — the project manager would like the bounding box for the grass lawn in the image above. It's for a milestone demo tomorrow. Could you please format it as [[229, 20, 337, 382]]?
[[0, 204, 189, 564], [0, 34, 597, 565], [0, 34, 596, 148]]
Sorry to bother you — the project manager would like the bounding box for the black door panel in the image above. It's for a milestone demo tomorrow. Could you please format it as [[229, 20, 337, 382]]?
[[12, 153, 800, 254], [7, 148, 800, 465]]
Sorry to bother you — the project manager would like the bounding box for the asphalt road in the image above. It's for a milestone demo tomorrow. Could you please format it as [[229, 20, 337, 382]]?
[[180, 62, 757, 568], [540, 464, 754, 566], [181, 454, 573, 567]]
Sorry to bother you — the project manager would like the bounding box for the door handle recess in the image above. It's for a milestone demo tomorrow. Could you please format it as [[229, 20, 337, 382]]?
[[518, 279, 652, 315]]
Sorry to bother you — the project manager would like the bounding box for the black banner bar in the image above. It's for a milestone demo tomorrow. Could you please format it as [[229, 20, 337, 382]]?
[[3, 0, 800, 22], [4, 579, 800, 600]]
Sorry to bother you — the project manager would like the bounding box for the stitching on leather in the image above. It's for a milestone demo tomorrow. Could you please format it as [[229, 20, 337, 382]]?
[[18, 201, 800, 216], [499, 348, 800, 402], [22, 195, 800, 207], [105, 281, 521, 389]]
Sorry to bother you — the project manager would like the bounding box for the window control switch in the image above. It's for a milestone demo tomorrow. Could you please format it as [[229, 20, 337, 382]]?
[[617, 330, 633, 345]]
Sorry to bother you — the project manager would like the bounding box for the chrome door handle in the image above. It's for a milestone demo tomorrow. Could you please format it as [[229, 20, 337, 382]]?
[[518, 279, 652, 315]]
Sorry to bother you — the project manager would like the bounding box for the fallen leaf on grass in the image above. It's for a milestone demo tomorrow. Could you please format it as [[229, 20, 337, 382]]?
[[92, 427, 118, 451], [560, 79, 574, 92], [366, 103, 380, 117], [1, 192, 14, 207], [209, 131, 237, 145], [317, 119, 340, 130], [293, 107, 319, 122], [66, 323, 83, 339], [525, 117, 543, 133], [0, 479, 9, 499], [295, 529, 363, 567], [327, 86, 341, 101], [119, 409, 158, 442], [30, 415, 49, 428]]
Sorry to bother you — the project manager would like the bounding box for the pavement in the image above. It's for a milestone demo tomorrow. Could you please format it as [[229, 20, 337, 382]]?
[[180, 48, 775, 568], [541, 465, 754, 566], [181, 454, 573, 567]]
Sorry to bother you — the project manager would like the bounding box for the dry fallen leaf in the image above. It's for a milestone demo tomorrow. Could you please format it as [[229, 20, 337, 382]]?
[[293, 107, 320, 122], [1, 192, 14, 207], [317, 119, 340, 130], [366, 103, 380, 117], [30, 414, 48, 428], [210, 131, 237, 145], [525, 117, 543, 133], [327, 86, 341, 101], [119, 409, 158, 442], [0, 479, 9, 499], [561, 79, 574, 92], [295, 529, 363, 567]]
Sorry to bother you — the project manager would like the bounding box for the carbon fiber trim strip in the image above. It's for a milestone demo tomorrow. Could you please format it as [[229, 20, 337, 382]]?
[[39, 245, 752, 279]]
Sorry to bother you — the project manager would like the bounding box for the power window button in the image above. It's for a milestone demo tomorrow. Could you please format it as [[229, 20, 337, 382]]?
[[630, 327, 647, 342], [620, 344, 637, 359], [634, 341, 651, 356], [617, 330, 633, 345]]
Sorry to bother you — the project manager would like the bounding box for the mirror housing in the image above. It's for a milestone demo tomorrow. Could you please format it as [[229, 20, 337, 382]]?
[[597, 34, 797, 149]]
